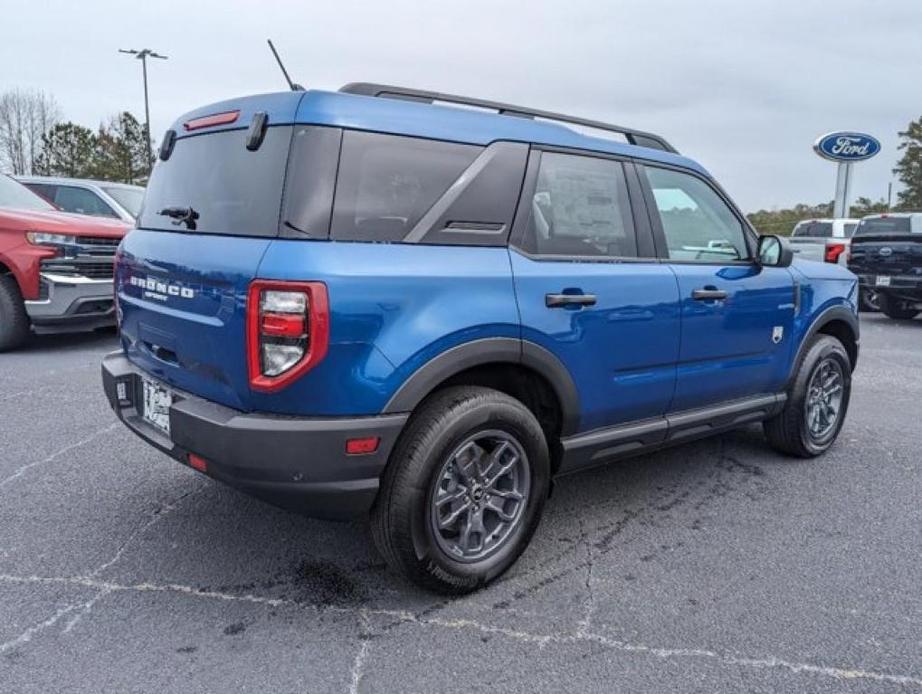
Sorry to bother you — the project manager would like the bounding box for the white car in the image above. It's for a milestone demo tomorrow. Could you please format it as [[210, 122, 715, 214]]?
[[15, 176, 144, 223], [788, 218, 859, 265]]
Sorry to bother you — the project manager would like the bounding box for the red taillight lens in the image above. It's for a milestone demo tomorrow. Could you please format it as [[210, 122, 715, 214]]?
[[825, 242, 847, 264], [246, 280, 329, 392], [187, 453, 208, 472]]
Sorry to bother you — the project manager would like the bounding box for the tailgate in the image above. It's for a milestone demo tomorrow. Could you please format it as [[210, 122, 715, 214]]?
[[849, 236, 922, 276], [116, 230, 271, 411]]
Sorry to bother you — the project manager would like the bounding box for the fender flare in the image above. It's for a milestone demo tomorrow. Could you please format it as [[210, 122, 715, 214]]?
[[787, 304, 859, 387], [382, 337, 581, 436]]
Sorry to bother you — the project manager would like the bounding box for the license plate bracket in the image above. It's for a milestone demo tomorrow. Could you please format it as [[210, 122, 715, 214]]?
[[141, 378, 173, 437]]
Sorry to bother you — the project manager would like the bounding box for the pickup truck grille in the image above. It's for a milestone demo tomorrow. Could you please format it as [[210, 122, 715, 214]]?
[[40, 236, 117, 280], [40, 258, 114, 279]]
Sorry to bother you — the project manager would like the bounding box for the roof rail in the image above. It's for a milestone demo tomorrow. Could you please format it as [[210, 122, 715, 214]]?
[[339, 83, 678, 154]]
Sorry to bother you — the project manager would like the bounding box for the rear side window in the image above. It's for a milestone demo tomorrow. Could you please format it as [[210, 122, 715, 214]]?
[[793, 221, 832, 238], [855, 217, 912, 236], [139, 126, 293, 236], [331, 132, 480, 242], [519, 152, 637, 258], [53, 186, 119, 218], [844, 223, 858, 238]]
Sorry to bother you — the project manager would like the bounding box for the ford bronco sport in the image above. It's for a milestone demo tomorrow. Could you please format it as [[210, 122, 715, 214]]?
[[102, 84, 859, 593]]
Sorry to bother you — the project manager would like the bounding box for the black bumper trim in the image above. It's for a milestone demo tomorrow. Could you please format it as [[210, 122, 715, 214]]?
[[102, 351, 408, 520]]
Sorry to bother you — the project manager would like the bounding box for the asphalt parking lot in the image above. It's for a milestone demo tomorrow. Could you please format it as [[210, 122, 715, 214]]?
[[1, 314, 920, 693]]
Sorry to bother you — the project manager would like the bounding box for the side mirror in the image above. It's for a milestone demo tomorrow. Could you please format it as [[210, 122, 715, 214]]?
[[757, 235, 794, 268]]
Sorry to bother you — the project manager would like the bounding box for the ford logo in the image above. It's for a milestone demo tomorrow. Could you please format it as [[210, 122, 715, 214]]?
[[879, 247, 893, 257], [814, 132, 881, 162]]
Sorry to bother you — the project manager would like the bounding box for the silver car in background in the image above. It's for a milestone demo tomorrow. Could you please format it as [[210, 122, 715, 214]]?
[[15, 176, 144, 223]]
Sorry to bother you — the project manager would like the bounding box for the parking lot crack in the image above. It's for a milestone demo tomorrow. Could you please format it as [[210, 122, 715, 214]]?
[[0, 423, 118, 491], [347, 609, 371, 694]]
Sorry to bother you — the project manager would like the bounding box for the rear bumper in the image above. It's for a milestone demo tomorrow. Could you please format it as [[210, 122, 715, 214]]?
[[24, 273, 115, 333], [855, 274, 922, 303], [101, 351, 408, 521]]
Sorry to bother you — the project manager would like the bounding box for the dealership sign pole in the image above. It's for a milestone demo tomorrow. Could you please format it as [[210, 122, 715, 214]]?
[[813, 132, 881, 218]]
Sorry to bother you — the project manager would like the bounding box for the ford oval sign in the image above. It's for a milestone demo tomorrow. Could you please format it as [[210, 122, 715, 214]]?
[[814, 132, 881, 162]]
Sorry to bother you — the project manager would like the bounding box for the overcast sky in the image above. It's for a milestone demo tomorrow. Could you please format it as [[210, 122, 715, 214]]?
[[3, 0, 919, 211]]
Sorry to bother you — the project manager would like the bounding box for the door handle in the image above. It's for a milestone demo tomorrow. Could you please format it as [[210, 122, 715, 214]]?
[[545, 293, 597, 308], [691, 288, 728, 301]]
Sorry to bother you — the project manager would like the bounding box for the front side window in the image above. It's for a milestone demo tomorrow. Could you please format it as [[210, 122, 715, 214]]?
[[643, 166, 749, 262], [331, 132, 480, 242], [520, 152, 637, 257]]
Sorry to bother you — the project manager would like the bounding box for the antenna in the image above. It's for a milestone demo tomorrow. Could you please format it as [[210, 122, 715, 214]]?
[[267, 39, 304, 91]]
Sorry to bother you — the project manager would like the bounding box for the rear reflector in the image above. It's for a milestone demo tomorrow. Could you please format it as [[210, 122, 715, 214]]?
[[183, 110, 240, 131], [346, 437, 380, 455], [187, 453, 208, 472]]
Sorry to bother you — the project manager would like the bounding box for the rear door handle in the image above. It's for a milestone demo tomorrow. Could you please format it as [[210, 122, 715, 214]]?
[[545, 293, 597, 308], [691, 288, 728, 301]]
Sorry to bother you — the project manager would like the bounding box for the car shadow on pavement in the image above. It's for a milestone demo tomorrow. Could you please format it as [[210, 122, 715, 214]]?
[[96, 424, 793, 612], [22, 328, 120, 354]]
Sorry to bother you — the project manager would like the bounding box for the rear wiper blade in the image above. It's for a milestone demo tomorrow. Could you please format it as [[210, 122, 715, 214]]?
[[159, 206, 200, 230]]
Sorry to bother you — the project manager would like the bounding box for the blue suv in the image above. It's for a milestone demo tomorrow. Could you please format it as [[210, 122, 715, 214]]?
[[102, 83, 859, 593]]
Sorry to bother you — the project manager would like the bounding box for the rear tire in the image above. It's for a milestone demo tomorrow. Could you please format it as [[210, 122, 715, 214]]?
[[858, 288, 880, 313], [879, 293, 919, 320], [0, 274, 30, 352], [764, 335, 851, 458], [371, 386, 550, 594]]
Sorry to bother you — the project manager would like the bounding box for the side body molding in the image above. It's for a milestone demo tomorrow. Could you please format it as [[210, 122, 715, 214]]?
[[382, 337, 582, 436]]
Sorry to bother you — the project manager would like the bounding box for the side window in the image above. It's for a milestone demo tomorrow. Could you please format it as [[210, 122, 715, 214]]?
[[643, 166, 749, 262], [844, 223, 857, 238], [520, 152, 638, 258], [331, 132, 480, 242], [54, 186, 119, 218], [25, 183, 57, 204]]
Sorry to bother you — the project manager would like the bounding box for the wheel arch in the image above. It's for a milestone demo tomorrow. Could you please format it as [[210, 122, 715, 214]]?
[[789, 304, 859, 386], [382, 338, 581, 440]]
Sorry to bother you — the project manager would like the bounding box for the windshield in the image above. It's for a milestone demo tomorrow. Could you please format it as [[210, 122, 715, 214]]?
[[103, 186, 145, 218], [138, 127, 292, 236], [0, 175, 56, 212], [855, 217, 912, 236]]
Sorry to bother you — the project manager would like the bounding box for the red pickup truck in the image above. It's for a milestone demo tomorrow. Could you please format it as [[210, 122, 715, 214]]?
[[0, 174, 130, 350]]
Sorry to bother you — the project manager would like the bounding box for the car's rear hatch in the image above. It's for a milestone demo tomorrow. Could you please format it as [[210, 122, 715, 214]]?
[[848, 217, 922, 277], [116, 94, 304, 411]]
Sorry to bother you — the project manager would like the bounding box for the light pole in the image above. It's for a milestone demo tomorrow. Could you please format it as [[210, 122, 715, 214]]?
[[119, 48, 167, 177]]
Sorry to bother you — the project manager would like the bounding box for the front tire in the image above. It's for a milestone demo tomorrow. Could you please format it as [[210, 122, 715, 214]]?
[[371, 386, 550, 594], [879, 293, 919, 320], [764, 335, 851, 458], [0, 274, 30, 352]]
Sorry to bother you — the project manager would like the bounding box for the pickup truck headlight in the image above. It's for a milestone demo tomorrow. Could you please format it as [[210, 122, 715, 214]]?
[[26, 232, 75, 247]]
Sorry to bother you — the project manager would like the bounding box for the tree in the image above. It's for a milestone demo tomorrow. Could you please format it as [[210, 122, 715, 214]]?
[[34, 123, 97, 178], [91, 112, 152, 184], [0, 88, 60, 174], [893, 115, 922, 210]]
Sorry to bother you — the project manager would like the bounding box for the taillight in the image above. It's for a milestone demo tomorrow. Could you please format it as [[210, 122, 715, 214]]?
[[825, 242, 847, 264], [246, 280, 329, 392]]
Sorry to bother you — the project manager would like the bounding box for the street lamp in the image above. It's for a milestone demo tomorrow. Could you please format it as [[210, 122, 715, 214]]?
[[118, 48, 168, 178]]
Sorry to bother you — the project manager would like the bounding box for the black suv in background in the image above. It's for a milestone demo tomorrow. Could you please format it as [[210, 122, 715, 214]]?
[[848, 213, 922, 320]]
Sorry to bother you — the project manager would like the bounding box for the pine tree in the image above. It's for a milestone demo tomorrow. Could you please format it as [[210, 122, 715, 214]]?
[[893, 116, 922, 210], [33, 123, 97, 177], [92, 112, 151, 184]]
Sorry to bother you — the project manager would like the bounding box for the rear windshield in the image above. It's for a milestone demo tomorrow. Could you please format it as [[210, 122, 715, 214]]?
[[792, 221, 832, 238], [138, 126, 292, 236], [104, 186, 145, 218], [854, 217, 912, 236]]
